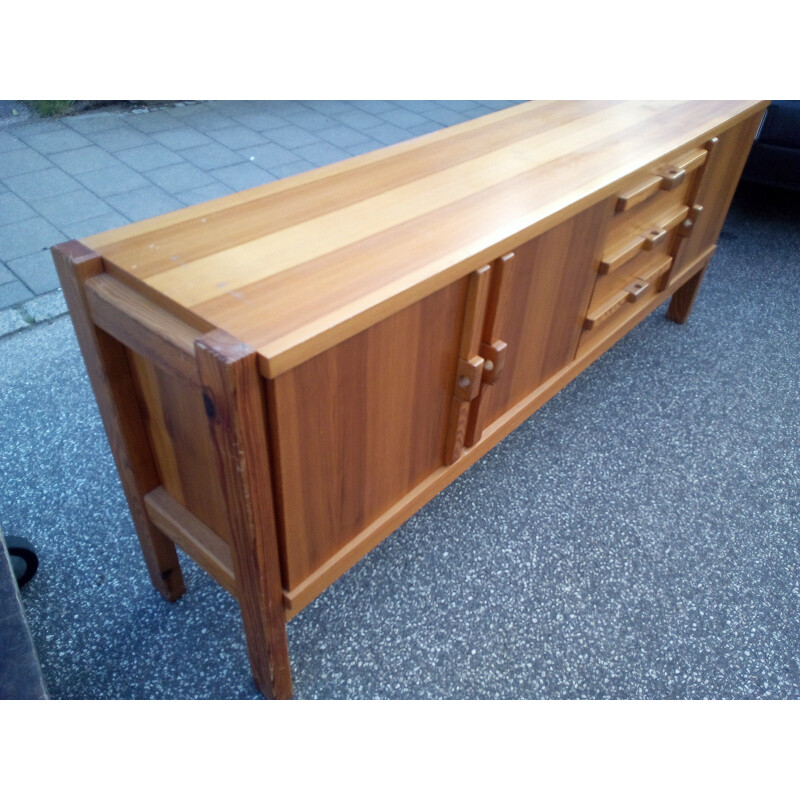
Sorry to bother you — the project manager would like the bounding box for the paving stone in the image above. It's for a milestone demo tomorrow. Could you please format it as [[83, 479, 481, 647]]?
[[145, 162, 215, 193], [20, 289, 67, 322], [0, 216, 64, 261], [0, 147, 52, 179], [0, 279, 33, 309], [164, 103, 206, 117], [11, 120, 63, 140], [461, 106, 494, 120], [124, 112, 186, 134], [395, 100, 441, 113], [231, 111, 289, 132], [2, 168, 82, 202], [335, 110, 384, 130], [151, 128, 215, 150], [301, 100, 353, 116], [439, 100, 482, 112], [263, 125, 321, 148], [315, 126, 373, 148], [291, 142, 351, 167], [174, 182, 233, 206], [207, 126, 268, 150], [87, 126, 153, 152], [0, 262, 13, 283], [186, 111, 237, 133], [346, 142, 382, 157], [210, 162, 274, 192], [29, 189, 114, 228], [48, 146, 124, 176], [105, 186, 184, 221], [179, 143, 244, 170], [115, 143, 184, 171], [409, 122, 445, 137], [366, 124, 415, 146], [280, 109, 340, 132], [349, 100, 397, 114], [424, 108, 469, 126], [75, 163, 150, 196], [268, 160, 317, 179], [0, 193, 37, 225], [25, 129, 92, 155], [0, 132, 26, 153], [7, 250, 61, 294], [61, 212, 131, 240], [379, 108, 430, 129], [63, 113, 125, 134], [0, 306, 28, 336], [241, 142, 297, 169]]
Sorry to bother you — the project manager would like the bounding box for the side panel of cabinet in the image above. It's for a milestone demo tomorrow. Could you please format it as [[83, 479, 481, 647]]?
[[670, 112, 764, 282], [267, 278, 470, 592], [470, 200, 613, 435]]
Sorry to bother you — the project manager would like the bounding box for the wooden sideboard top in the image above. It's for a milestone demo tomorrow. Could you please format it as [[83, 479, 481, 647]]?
[[81, 100, 768, 377]]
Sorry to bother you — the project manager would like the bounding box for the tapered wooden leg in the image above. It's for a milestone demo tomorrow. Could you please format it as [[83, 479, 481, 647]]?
[[666, 262, 709, 325], [52, 241, 185, 601], [195, 330, 292, 700]]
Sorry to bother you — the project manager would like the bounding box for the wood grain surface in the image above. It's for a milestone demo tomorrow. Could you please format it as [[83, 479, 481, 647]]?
[[80, 100, 768, 378]]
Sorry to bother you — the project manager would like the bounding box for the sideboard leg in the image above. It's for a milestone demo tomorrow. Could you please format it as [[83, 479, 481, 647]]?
[[666, 262, 709, 325], [195, 330, 293, 700], [52, 241, 185, 602]]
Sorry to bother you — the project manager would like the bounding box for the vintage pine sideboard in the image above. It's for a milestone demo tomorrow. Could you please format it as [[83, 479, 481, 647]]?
[[53, 100, 768, 698]]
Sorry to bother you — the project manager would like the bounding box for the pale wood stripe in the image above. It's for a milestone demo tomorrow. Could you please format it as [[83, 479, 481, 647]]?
[[146, 102, 655, 307], [83, 100, 555, 253]]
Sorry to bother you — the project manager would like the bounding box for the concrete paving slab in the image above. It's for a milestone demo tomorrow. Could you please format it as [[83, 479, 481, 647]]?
[[105, 185, 184, 221], [210, 162, 274, 191], [316, 126, 373, 148], [291, 141, 352, 167], [23, 129, 92, 155], [151, 128, 215, 151], [0, 217, 64, 262], [0, 147, 52, 179], [29, 189, 114, 229], [145, 162, 216, 193], [179, 142, 244, 170], [173, 181, 233, 206], [115, 143, 185, 171], [0, 193, 37, 225], [75, 163, 151, 196], [207, 126, 268, 150], [60, 212, 131, 241], [3, 168, 83, 202], [48, 145, 126, 176], [0, 279, 33, 308], [7, 250, 60, 294], [86, 127, 152, 152]]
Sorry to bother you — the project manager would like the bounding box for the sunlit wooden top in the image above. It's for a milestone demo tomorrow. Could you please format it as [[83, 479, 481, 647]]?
[[82, 100, 767, 376]]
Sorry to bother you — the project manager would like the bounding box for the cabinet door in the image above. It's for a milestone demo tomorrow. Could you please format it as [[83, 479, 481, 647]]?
[[267, 276, 471, 594], [463, 201, 612, 447]]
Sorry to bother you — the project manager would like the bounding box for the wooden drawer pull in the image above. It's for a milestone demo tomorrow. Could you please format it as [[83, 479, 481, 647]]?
[[657, 165, 686, 190], [624, 278, 649, 299], [584, 278, 650, 331], [642, 227, 666, 250]]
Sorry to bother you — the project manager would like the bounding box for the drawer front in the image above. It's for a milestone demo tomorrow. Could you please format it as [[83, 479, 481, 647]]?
[[611, 146, 707, 222], [578, 253, 673, 356]]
